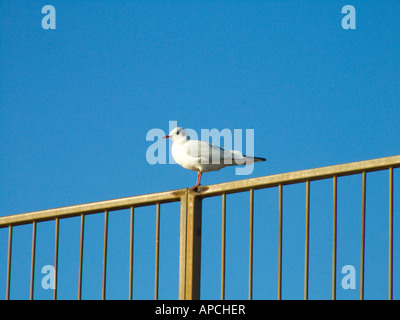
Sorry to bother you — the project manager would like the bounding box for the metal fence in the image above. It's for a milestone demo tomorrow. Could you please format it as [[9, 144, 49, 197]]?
[[1, 155, 399, 300]]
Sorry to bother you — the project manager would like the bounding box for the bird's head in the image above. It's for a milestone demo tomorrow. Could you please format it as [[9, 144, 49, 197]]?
[[163, 127, 189, 142]]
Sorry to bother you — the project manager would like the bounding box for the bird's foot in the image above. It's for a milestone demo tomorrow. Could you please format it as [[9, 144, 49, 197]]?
[[189, 184, 201, 191], [189, 185, 209, 194]]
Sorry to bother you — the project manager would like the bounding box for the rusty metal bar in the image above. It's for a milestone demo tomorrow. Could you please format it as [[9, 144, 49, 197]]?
[[360, 172, 366, 300], [304, 180, 310, 300], [200, 155, 400, 198], [154, 203, 161, 300], [178, 192, 188, 300], [30, 221, 37, 300], [332, 176, 338, 300], [184, 193, 202, 300], [77, 214, 85, 300], [221, 193, 226, 300], [6, 226, 12, 300], [53, 218, 60, 300], [278, 185, 283, 300], [0, 189, 184, 228], [248, 188, 254, 300], [129, 207, 134, 300], [102, 211, 109, 300], [388, 167, 393, 300]]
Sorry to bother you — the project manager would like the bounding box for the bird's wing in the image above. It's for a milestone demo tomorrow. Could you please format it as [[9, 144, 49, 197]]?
[[185, 140, 246, 165]]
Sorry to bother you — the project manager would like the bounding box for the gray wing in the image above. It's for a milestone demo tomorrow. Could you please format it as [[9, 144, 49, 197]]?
[[185, 140, 246, 165]]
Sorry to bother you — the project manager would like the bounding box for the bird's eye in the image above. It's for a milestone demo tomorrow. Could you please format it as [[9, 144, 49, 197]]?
[[176, 129, 181, 135]]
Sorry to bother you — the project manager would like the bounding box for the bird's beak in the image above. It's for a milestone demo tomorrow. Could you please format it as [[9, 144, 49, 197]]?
[[162, 135, 170, 139]]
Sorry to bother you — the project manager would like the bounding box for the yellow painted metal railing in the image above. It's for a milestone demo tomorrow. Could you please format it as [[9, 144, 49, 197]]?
[[1, 155, 399, 300]]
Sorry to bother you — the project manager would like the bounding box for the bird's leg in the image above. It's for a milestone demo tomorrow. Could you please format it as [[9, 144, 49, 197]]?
[[189, 171, 202, 191], [196, 171, 202, 186]]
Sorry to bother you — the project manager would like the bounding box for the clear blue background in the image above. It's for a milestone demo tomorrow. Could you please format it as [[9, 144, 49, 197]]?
[[0, 0, 399, 300]]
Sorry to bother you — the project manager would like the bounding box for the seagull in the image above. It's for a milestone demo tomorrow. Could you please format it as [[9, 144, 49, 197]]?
[[163, 127, 266, 190]]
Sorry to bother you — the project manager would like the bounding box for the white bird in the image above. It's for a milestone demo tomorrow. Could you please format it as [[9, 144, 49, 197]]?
[[163, 127, 266, 190]]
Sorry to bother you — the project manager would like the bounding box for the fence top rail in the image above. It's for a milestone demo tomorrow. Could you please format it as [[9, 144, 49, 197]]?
[[1, 155, 399, 228], [0, 188, 186, 228], [198, 154, 400, 197]]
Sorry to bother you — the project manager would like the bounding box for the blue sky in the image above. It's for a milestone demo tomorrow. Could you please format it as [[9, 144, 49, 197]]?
[[0, 0, 399, 300]]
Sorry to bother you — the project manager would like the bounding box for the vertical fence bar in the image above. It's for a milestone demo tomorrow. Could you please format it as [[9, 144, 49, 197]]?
[[129, 207, 135, 300], [6, 226, 13, 300], [53, 218, 60, 300], [360, 172, 366, 300], [102, 211, 109, 300], [77, 214, 85, 300], [178, 192, 188, 300], [332, 176, 337, 300], [154, 203, 161, 300], [278, 184, 283, 300], [249, 188, 254, 300], [221, 193, 226, 300], [388, 168, 393, 300], [185, 193, 202, 300], [304, 180, 310, 300], [30, 221, 37, 300]]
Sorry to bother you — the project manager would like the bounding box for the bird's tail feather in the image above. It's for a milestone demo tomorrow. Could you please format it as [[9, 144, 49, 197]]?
[[231, 155, 266, 165], [252, 156, 267, 163]]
